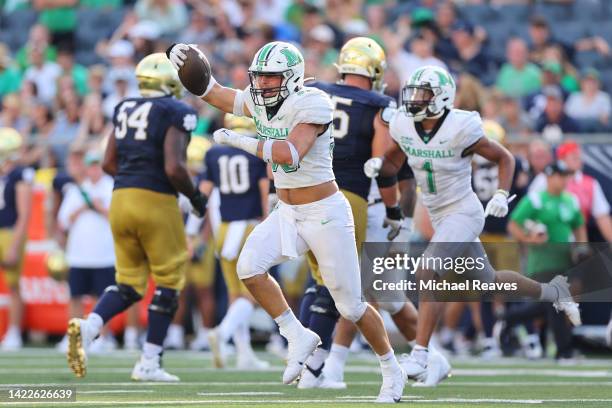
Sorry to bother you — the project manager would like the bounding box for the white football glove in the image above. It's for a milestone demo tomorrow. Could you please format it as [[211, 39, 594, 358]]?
[[166, 43, 217, 97], [364, 157, 383, 178], [213, 128, 259, 156], [383, 206, 403, 241], [484, 190, 509, 218]]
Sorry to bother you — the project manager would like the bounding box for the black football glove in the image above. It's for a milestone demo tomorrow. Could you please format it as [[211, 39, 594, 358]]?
[[383, 206, 403, 241], [189, 191, 207, 218]]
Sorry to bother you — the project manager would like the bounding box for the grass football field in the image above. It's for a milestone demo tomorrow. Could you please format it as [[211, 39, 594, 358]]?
[[0, 348, 611, 407]]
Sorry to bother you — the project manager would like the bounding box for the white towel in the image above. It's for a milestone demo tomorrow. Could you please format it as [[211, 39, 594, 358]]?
[[221, 221, 248, 260]]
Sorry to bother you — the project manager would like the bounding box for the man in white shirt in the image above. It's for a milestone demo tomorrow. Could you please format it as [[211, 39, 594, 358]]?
[[57, 150, 116, 353]]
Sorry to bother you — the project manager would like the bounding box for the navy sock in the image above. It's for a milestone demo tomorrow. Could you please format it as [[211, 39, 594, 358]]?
[[309, 312, 338, 350], [481, 301, 495, 338], [298, 286, 317, 327], [93, 290, 133, 324], [146, 287, 178, 346]]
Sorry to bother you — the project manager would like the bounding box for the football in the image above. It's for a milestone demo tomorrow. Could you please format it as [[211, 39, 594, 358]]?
[[178, 46, 211, 97]]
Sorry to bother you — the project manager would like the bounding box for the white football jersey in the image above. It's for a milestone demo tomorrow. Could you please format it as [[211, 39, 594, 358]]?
[[244, 86, 335, 189], [389, 108, 484, 213]]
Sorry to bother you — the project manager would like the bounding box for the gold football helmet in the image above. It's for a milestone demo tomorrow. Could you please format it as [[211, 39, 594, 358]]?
[[482, 120, 506, 145], [0, 127, 23, 165], [46, 249, 69, 281], [187, 136, 212, 173], [135, 53, 182, 98], [224, 113, 257, 136], [336, 37, 387, 92]]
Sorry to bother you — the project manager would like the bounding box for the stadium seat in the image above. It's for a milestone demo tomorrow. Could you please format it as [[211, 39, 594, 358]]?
[[460, 4, 497, 26], [75, 50, 103, 66], [572, 0, 607, 22], [492, 4, 530, 23], [533, 3, 572, 22], [574, 50, 604, 69], [589, 24, 612, 45], [599, 68, 612, 93], [1, 10, 38, 52], [551, 21, 588, 45]]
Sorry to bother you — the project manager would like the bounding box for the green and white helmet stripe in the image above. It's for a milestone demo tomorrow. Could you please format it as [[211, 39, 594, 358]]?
[[403, 65, 456, 120]]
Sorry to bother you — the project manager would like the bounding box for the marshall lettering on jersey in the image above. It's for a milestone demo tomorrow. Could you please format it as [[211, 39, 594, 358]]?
[[308, 81, 396, 200], [204, 145, 267, 222], [0, 166, 34, 228], [390, 108, 484, 212], [112, 95, 197, 195]]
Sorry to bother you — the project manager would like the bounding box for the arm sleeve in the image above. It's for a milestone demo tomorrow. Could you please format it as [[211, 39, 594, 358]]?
[[289, 89, 333, 130], [510, 196, 535, 226], [591, 179, 611, 218]]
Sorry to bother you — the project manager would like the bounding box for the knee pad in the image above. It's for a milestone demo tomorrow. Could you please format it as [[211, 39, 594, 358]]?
[[335, 299, 367, 323], [148, 287, 179, 316], [310, 285, 340, 319], [105, 284, 143, 304], [237, 249, 265, 280]]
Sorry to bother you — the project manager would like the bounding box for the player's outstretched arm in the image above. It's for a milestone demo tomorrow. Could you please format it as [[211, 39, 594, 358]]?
[[164, 126, 207, 217], [213, 123, 324, 168], [166, 43, 251, 117]]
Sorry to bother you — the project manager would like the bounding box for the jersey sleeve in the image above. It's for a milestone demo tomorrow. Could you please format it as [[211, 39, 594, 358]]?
[[458, 111, 485, 153], [388, 108, 404, 144], [243, 85, 256, 118], [289, 88, 333, 130], [170, 103, 198, 134], [15, 167, 35, 185]]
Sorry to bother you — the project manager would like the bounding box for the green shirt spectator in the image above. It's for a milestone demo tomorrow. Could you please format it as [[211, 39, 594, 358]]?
[[16, 24, 58, 72], [496, 38, 542, 98], [57, 46, 89, 95], [35, 0, 78, 33], [509, 161, 585, 276], [80, 0, 122, 8], [0, 66, 22, 97]]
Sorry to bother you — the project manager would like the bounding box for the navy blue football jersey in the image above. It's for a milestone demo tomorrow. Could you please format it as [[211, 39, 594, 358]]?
[[112, 95, 198, 195], [204, 145, 267, 222], [52, 171, 74, 198], [0, 166, 34, 228], [308, 82, 396, 200]]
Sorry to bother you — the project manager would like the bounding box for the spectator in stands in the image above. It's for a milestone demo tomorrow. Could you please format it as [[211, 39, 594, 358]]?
[[498, 95, 534, 137], [102, 68, 139, 119], [178, 8, 216, 46], [529, 141, 612, 242], [47, 89, 81, 168], [78, 92, 108, 142], [528, 16, 574, 65], [33, 0, 78, 48], [23, 45, 61, 104], [0, 45, 22, 97], [57, 45, 89, 97], [384, 29, 447, 87], [454, 73, 485, 112], [22, 101, 56, 168], [252, 0, 291, 27], [433, 1, 457, 62], [0, 94, 29, 134], [448, 20, 493, 85], [57, 149, 117, 354], [15, 24, 57, 72], [135, 0, 188, 36], [304, 24, 338, 76], [526, 61, 569, 122], [535, 86, 581, 141], [541, 45, 579, 93], [102, 40, 137, 96], [526, 139, 553, 182], [128, 20, 161, 63], [496, 38, 542, 98], [565, 68, 611, 131]]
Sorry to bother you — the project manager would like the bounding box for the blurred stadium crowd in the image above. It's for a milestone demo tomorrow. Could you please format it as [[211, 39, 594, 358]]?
[[1, 0, 612, 361]]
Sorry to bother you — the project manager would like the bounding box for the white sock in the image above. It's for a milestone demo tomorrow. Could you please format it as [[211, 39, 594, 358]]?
[[233, 321, 253, 356], [125, 326, 138, 340], [195, 325, 209, 338], [439, 327, 455, 345], [274, 309, 303, 341], [219, 298, 254, 341], [378, 350, 400, 373], [539, 283, 558, 301], [168, 324, 184, 337], [411, 344, 428, 366], [142, 342, 163, 359], [86, 313, 103, 337], [327, 343, 350, 368], [6, 325, 20, 336], [306, 347, 329, 370], [408, 340, 416, 348]]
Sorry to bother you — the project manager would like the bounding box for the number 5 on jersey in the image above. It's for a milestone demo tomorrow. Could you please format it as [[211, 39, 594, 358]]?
[[115, 101, 153, 140]]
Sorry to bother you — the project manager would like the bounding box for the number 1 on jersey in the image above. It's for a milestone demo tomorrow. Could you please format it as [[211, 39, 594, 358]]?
[[423, 160, 437, 194]]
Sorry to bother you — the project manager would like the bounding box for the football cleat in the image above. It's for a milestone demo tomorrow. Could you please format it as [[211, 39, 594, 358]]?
[[207, 329, 227, 369], [236, 350, 270, 370], [66, 318, 95, 378], [480, 337, 502, 360], [522, 334, 543, 360], [413, 349, 451, 388], [375, 366, 406, 403], [282, 329, 320, 384], [131, 355, 179, 382], [399, 353, 427, 382], [297, 365, 323, 389], [550, 275, 582, 326], [189, 330, 210, 351]]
